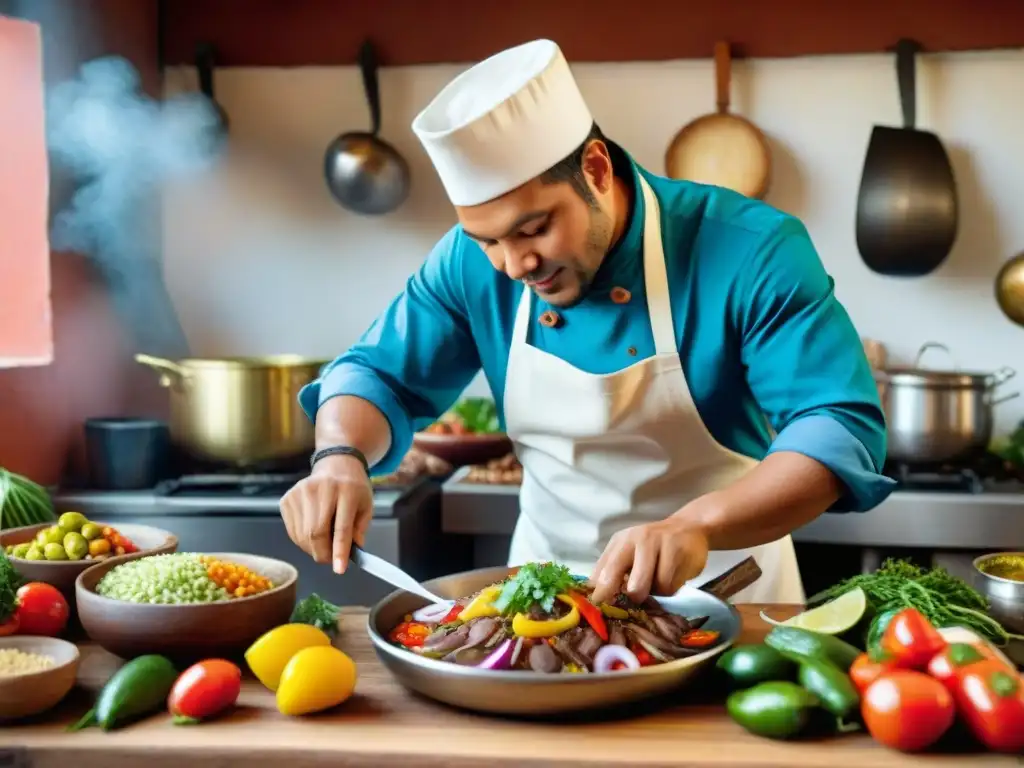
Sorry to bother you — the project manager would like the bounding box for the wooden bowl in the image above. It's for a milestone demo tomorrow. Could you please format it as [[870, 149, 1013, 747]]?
[[0, 636, 80, 722], [412, 431, 513, 467], [76, 552, 297, 662], [1, 522, 178, 600]]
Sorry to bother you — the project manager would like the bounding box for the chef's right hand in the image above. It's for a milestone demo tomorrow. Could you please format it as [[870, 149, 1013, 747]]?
[[280, 454, 374, 575]]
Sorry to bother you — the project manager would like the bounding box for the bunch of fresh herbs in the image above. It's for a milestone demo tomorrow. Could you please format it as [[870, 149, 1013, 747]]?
[[289, 593, 342, 637], [819, 558, 1020, 646], [493, 562, 580, 615]]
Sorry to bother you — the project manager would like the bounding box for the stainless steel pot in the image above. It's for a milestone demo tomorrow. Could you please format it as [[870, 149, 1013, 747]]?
[[875, 342, 1018, 464], [136, 354, 328, 468]]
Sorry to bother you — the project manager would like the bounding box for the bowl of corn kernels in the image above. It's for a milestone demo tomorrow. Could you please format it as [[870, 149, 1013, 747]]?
[[75, 552, 297, 661], [0, 636, 80, 721]]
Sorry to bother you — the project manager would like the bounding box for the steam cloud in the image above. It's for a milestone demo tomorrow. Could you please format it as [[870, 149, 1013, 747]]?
[[45, 56, 225, 357]]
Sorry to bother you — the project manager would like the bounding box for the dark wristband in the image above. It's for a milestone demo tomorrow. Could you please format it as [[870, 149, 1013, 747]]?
[[310, 445, 369, 475]]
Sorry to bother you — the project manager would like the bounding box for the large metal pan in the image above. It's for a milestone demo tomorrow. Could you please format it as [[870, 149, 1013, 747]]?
[[367, 558, 761, 716], [855, 39, 958, 277]]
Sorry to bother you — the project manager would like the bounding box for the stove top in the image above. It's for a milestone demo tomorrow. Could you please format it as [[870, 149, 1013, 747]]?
[[885, 455, 1024, 494], [153, 472, 308, 498]]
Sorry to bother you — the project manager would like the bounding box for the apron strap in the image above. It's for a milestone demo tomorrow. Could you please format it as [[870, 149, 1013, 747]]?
[[511, 282, 532, 345], [637, 176, 677, 357]]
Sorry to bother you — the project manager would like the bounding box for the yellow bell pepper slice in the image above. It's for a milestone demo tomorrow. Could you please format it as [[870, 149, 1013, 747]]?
[[600, 604, 629, 620], [512, 594, 580, 638], [458, 585, 502, 622]]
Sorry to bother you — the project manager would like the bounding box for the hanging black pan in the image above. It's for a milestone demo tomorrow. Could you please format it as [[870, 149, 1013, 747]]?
[[855, 39, 958, 277]]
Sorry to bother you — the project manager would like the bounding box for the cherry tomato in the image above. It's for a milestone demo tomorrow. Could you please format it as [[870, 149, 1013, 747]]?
[[927, 642, 1001, 694], [862, 670, 955, 752], [15, 582, 69, 636], [630, 643, 656, 667], [0, 614, 19, 636], [954, 659, 1024, 753], [880, 608, 946, 670], [168, 659, 242, 723], [850, 651, 899, 694]]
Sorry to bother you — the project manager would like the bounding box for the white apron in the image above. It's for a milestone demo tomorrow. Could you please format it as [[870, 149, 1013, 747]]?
[[503, 175, 805, 604]]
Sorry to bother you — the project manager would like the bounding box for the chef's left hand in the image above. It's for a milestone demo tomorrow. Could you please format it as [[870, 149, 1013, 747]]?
[[589, 518, 710, 605]]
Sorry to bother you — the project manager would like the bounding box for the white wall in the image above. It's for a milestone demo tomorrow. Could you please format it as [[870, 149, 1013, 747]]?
[[161, 50, 1024, 432]]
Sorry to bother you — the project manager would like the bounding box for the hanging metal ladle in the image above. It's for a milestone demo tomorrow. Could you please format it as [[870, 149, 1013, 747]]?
[[323, 39, 410, 215]]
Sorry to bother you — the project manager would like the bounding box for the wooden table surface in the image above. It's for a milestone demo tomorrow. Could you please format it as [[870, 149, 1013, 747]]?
[[2, 605, 1017, 768]]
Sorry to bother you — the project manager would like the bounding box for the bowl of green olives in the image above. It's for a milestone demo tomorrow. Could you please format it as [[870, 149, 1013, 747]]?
[[1, 512, 178, 599]]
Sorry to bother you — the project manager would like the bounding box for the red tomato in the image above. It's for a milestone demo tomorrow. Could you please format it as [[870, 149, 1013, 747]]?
[[927, 642, 1000, 694], [15, 582, 69, 636], [168, 659, 242, 722], [0, 613, 19, 636], [850, 652, 899, 694], [862, 670, 955, 752], [880, 608, 946, 669], [954, 660, 1024, 753]]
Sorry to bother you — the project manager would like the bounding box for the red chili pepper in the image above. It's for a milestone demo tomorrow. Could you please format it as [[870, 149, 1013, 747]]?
[[388, 621, 431, 648], [569, 591, 608, 641], [954, 660, 1024, 753], [880, 608, 946, 670], [679, 629, 719, 648], [440, 604, 463, 624]]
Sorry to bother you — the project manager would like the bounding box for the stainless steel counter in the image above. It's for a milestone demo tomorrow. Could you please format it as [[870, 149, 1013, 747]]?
[[441, 473, 1024, 550]]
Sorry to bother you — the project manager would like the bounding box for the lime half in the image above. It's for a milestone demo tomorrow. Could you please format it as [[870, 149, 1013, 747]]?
[[760, 587, 867, 635]]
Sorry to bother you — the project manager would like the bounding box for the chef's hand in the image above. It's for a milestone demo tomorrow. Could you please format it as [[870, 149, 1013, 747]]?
[[280, 454, 373, 574], [589, 518, 710, 605]]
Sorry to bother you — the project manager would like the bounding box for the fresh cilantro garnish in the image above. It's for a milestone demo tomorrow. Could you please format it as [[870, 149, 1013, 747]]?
[[493, 562, 578, 615]]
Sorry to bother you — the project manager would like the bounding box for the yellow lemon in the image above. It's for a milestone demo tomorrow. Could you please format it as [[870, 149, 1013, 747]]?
[[244, 623, 332, 691], [276, 645, 357, 716]]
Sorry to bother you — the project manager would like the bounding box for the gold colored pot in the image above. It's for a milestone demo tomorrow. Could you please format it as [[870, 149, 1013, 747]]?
[[136, 354, 328, 468], [996, 252, 1024, 327]]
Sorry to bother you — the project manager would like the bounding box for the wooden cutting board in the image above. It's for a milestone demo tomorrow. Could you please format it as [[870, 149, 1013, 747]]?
[[3, 605, 1013, 768], [0, 15, 53, 367]]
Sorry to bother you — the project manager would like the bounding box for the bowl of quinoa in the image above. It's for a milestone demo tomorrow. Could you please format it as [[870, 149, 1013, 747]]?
[[76, 552, 297, 661], [0, 636, 80, 721]]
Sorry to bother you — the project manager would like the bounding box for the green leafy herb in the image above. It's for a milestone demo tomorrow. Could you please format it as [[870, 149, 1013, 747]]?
[[289, 593, 342, 637], [449, 397, 500, 434], [0, 551, 21, 622], [493, 562, 579, 615], [819, 558, 1022, 647]]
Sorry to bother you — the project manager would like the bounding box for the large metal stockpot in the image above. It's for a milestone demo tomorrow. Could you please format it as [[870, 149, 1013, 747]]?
[[136, 354, 328, 468], [875, 343, 1018, 464]]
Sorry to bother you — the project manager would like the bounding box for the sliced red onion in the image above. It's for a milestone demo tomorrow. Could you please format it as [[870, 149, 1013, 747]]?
[[477, 638, 515, 671], [593, 645, 641, 673], [412, 600, 457, 623], [509, 636, 525, 667]]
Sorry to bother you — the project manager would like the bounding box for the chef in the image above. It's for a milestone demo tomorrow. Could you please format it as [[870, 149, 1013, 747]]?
[[280, 39, 895, 605]]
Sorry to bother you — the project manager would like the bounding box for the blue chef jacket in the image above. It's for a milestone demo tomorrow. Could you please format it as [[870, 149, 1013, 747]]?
[[299, 155, 896, 513]]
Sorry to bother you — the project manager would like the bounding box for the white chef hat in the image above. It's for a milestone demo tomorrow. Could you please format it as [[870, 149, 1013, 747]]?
[[412, 39, 593, 207]]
